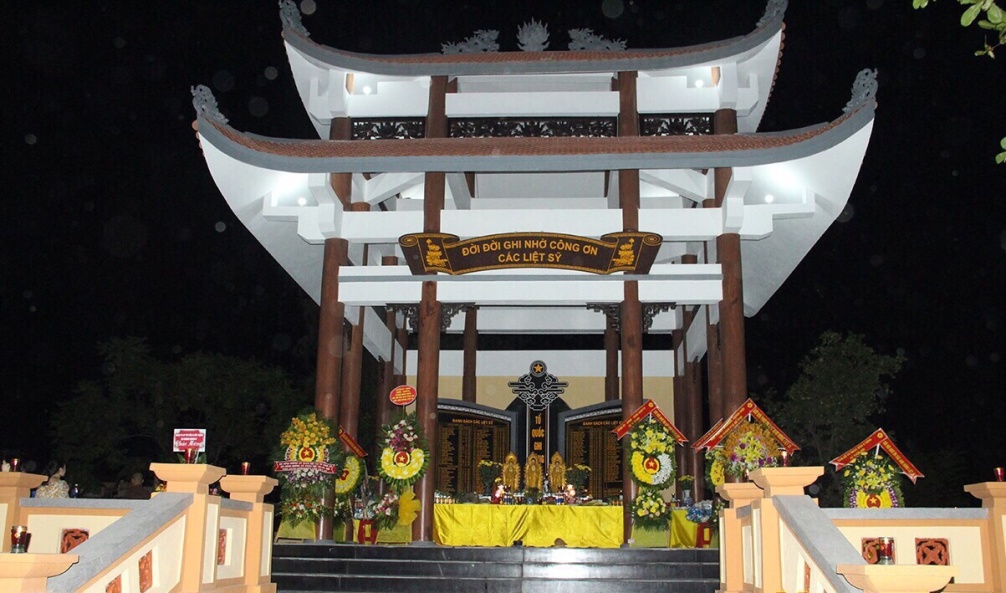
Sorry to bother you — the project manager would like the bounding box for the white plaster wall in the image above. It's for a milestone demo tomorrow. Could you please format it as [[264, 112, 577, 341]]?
[[836, 524, 984, 583], [26, 513, 122, 554], [217, 515, 248, 580]]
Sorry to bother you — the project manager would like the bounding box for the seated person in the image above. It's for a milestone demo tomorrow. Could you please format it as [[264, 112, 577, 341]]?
[[36, 461, 69, 498], [123, 472, 151, 499]]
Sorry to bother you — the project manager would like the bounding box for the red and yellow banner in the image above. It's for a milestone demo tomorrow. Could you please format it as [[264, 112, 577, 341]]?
[[339, 427, 368, 458], [692, 419, 724, 451], [829, 429, 924, 483], [611, 399, 688, 443], [691, 399, 798, 453], [273, 460, 339, 474]]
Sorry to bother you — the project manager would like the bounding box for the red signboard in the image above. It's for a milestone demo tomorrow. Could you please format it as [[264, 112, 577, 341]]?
[[612, 400, 657, 439], [390, 385, 417, 407], [173, 428, 206, 452], [690, 399, 799, 454], [650, 407, 689, 444]]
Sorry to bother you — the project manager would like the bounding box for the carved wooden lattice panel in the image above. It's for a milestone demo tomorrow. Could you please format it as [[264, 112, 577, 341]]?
[[916, 538, 950, 565], [61, 528, 89, 553], [105, 575, 122, 593], [218, 528, 228, 565], [138, 550, 153, 593]]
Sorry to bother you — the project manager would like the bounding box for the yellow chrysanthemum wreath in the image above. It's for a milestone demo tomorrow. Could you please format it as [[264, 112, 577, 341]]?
[[377, 412, 429, 492], [274, 411, 343, 526], [626, 417, 676, 489], [334, 454, 364, 496]]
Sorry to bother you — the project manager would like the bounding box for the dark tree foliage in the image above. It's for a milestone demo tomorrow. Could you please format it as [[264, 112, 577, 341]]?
[[51, 337, 308, 491]]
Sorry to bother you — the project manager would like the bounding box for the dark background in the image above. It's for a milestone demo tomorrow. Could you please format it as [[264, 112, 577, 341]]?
[[6, 1, 1004, 496]]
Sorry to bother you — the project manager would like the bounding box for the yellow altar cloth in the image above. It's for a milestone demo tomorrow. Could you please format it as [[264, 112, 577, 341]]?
[[434, 504, 623, 548], [669, 509, 717, 549]]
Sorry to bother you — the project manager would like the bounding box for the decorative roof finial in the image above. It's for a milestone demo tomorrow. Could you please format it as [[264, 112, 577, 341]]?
[[843, 68, 879, 113], [756, 0, 788, 29], [441, 29, 500, 54], [567, 28, 627, 51], [278, 0, 310, 37], [191, 85, 228, 125], [517, 19, 550, 52]]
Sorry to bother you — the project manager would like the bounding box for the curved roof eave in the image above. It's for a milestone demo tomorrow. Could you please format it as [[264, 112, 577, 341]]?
[[194, 101, 874, 176], [280, 5, 786, 77]]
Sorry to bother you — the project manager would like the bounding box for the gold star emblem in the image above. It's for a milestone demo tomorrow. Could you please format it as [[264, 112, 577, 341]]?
[[533, 363, 544, 374]]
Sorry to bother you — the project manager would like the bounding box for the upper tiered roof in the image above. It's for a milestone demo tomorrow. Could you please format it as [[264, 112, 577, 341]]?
[[192, 0, 876, 377]]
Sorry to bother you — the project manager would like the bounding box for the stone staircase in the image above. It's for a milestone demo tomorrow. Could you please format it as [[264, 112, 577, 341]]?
[[272, 543, 719, 593]]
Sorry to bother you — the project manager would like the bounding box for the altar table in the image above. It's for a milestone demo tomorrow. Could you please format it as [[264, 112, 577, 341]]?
[[433, 504, 716, 549], [434, 504, 623, 548]]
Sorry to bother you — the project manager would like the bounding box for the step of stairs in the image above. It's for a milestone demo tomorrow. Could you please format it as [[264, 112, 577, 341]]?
[[273, 543, 720, 593]]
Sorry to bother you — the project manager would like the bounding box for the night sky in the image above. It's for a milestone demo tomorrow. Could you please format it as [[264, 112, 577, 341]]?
[[7, 2, 1004, 493]]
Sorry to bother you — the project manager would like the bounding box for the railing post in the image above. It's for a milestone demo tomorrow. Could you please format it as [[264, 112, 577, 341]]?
[[836, 564, 956, 593], [749, 467, 825, 593], [220, 475, 280, 593], [716, 482, 764, 593], [151, 463, 227, 593], [0, 553, 78, 593], [965, 482, 1006, 591], [0, 473, 46, 553]]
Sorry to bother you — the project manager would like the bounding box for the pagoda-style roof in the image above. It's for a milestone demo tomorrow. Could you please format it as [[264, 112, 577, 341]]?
[[279, 0, 788, 138], [280, 0, 787, 77]]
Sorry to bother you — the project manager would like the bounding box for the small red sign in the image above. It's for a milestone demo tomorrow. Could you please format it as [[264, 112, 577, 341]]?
[[338, 427, 368, 458], [389, 385, 417, 407], [173, 428, 206, 452]]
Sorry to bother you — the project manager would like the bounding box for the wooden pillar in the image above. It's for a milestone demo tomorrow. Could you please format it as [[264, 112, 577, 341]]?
[[462, 306, 478, 402], [375, 256, 399, 437], [617, 69, 642, 543], [329, 117, 352, 209], [714, 108, 747, 415], [701, 207, 725, 427], [315, 238, 348, 424], [686, 359, 705, 499], [340, 228, 368, 441], [414, 75, 447, 543], [671, 328, 686, 498], [604, 318, 619, 401]]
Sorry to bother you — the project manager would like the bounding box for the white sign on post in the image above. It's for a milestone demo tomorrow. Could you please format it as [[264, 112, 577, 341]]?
[[173, 428, 207, 452]]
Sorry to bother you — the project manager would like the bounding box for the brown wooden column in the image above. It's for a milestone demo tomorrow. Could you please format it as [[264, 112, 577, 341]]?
[[315, 238, 348, 423], [702, 202, 725, 426], [713, 108, 747, 416], [604, 318, 619, 401], [617, 70, 643, 543], [374, 256, 399, 439], [462, 306, 477, 402], [414, 75, 447, 543], [339, 215, 369, 442], [329, 118, 352, 209], [671, 329, 686, 498], [685, 359, 705, 499]]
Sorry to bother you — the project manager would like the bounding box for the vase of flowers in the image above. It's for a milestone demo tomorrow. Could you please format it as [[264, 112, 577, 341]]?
[[678, 475, 695, 506], [566, 464, 591, 490], [478, 460, 502, 495], [630, 487, 671, 547]]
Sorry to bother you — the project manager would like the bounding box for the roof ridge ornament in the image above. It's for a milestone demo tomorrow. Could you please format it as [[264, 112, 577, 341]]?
[[568, 28, 627, 51], [191, 85, 228, 125], [843, 68, 879, 114], [756, 0, 788, 29], [442, 30, 500, 54], [278, 0, 309, 38], [517, 19, 550, 52]]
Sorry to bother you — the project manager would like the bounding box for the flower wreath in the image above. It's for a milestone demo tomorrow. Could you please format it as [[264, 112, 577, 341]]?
[[705, 450, 727, 488], [274, 411, 344, 526], [632, 487, 670, 531], [626, 417, 676, 489], [334, 454, 364, 497], [720, 421, 780, 478], [377, 412, 429, 492], [841, 452, 904, 508]]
